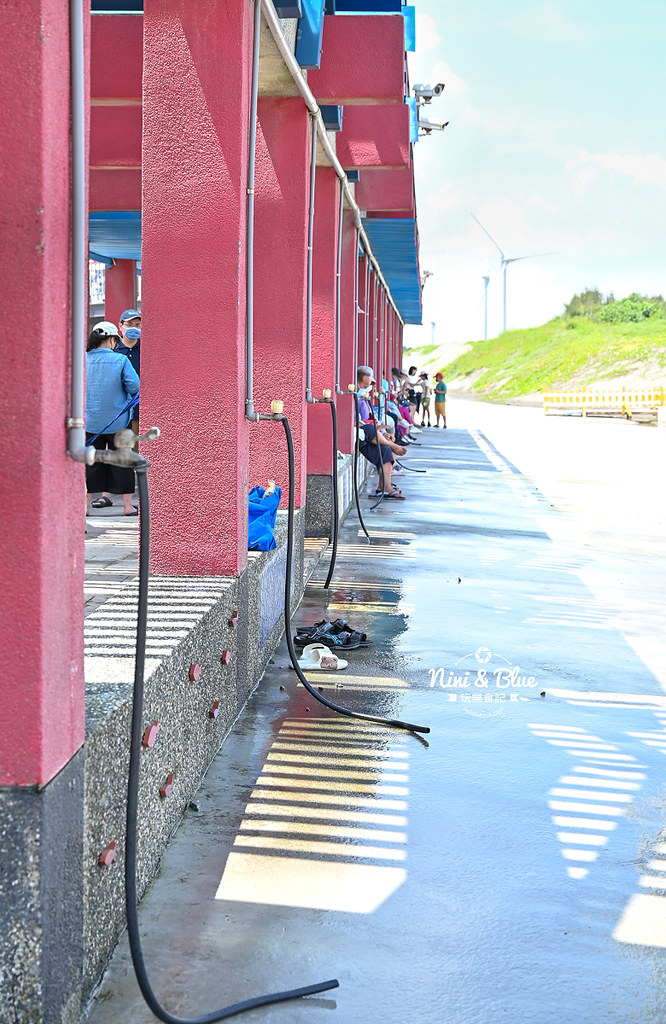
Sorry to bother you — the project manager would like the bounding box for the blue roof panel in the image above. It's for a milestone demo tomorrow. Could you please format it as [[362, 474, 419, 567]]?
[[89, 211, 141, 261], [362, 218, 422, 324]]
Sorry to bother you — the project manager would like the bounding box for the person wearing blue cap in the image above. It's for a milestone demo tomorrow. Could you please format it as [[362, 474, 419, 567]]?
[[117, 309, 141, 430], [85, 322, 140, 516]]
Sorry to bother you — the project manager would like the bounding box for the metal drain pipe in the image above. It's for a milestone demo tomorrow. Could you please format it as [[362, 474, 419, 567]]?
[[66, 0, 94, 465]]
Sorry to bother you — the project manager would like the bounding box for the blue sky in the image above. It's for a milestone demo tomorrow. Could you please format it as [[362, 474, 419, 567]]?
[[404, 0, 666, 346]]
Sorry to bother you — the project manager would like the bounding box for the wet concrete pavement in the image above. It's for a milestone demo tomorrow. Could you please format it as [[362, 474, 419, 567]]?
[[84, 403, 666, 1024]]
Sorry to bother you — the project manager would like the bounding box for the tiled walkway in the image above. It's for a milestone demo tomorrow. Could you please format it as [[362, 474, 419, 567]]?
[[85, 505, 327, 617]]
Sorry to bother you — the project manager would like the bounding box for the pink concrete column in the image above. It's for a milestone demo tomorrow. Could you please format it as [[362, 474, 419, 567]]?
[[141, 0, 251, 575], [104, 258, 137, 323], [385, 296, 391, 383], [0, 0, 87, 786], [366, 266, 374, 370], [358, 254, 369, 367], [250, 98, 310, 507], [371, 275, 379, 381], [307, 166, 341, 476], [380, 291, 386, 385], [337, 210, 357, 454]]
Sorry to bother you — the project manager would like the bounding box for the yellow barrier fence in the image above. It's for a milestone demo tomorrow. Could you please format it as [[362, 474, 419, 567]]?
[[543, 385, 666, 418]]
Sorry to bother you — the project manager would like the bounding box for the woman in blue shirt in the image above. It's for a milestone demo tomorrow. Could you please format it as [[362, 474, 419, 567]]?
[[85, 321, 140, 516]]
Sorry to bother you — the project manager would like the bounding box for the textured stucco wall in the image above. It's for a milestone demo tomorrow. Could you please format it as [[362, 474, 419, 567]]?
[[356, 167, 415, 214], [338, 210, 358, 455], [140, 0, 252, 576], [307, 15, 405, 105], [307, 167, 340, 476], [0, 0, 87, 787], [250, 98, 310, 510], [336, 105, 411, 170], [104, 259, 136, 324]]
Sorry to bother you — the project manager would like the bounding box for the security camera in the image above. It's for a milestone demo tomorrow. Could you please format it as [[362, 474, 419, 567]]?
[[433, 82, 445, 96], [412, 82, 434, 104], [418, 118, 449, 134]]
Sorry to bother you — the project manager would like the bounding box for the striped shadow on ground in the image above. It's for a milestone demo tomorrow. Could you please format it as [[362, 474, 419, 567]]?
[[528, 723, 645, 880], [214, 718, 410, 912]]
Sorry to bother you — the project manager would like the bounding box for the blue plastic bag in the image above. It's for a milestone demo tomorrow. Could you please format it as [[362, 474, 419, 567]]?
[[248, 485, 282, 551]]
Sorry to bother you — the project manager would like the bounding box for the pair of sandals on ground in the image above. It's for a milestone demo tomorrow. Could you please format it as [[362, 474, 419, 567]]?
[[89, 495, 138, 516], [373, 485, 405, 500], [293, 618, 372, 671]]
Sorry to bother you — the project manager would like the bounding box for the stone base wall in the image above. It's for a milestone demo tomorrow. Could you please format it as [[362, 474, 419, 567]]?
[[81, 508, 305, 999], [0, 510, 318, 1021], [305, 452, 368, 537], [0, 752, 84, 1024]]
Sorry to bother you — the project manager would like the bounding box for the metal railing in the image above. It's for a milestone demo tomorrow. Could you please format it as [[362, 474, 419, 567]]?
[[543, 385, 666, 418]]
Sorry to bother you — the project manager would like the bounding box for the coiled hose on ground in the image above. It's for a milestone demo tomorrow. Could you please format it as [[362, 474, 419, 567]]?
[[279, 415, 429, 735], [125, 462, 339, 1023]]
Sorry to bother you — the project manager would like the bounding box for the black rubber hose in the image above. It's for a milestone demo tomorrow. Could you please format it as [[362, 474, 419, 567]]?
[[351, 393, 370, 540], [323, 400, 339, 590], [369, 402, 385, 511], [280, 414, 429, 735], [395, 460, 426, 474], [125, 467, 339, 1024]]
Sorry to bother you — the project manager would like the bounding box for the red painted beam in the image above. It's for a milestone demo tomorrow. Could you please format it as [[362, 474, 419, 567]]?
[[89, 168, 141, 211], [336, 105, 410, 170], [90, 105, 141, 168], [307, 15, 405, 105], [355, 166, 415, 214], [91, 15, 142, 101], [90, 15, 142, 211]]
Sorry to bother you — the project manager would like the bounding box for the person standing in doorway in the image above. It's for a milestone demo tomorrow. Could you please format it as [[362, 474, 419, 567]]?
[[434, 372, 447, 427], [85, 321, 140, 516], [116, 308, 141, 432]]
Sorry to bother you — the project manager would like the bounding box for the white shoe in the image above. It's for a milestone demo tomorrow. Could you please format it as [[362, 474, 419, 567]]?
[[296, 643, 348, 671], [392, 467, 405, 476]]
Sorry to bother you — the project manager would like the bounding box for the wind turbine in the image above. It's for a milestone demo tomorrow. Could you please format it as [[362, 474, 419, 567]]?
[[471, 214, 555, 333], [482, 275, 489, 340]]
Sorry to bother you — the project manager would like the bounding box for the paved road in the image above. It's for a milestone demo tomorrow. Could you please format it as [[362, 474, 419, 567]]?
[[84, 407, 666, 1024]]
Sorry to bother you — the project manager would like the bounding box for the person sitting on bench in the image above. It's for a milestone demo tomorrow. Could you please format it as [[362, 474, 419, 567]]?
[[356, 365, 407, 499]]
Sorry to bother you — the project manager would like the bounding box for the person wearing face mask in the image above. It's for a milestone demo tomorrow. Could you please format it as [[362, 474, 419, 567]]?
[[355, 365, 407, 498], [116, 308, 141, 432], [85, 321, 140, 516]]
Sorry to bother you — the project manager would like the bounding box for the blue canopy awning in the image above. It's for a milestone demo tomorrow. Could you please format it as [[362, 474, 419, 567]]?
[[362, 218, 422, 325], [89, 211, 141, 262]]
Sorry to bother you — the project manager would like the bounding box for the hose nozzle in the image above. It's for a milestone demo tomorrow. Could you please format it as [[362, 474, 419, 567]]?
[[93, 426, 160, 467]]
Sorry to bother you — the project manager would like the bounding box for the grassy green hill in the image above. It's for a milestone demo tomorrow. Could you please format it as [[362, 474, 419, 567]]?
[[406, 316, 666, 401]]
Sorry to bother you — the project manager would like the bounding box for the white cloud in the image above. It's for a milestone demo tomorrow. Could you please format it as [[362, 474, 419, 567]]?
[[414, 12, 441, 53], [507, 1, 587, 42], [567, 151, 666, 192], [429, 60, 467, 98]]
